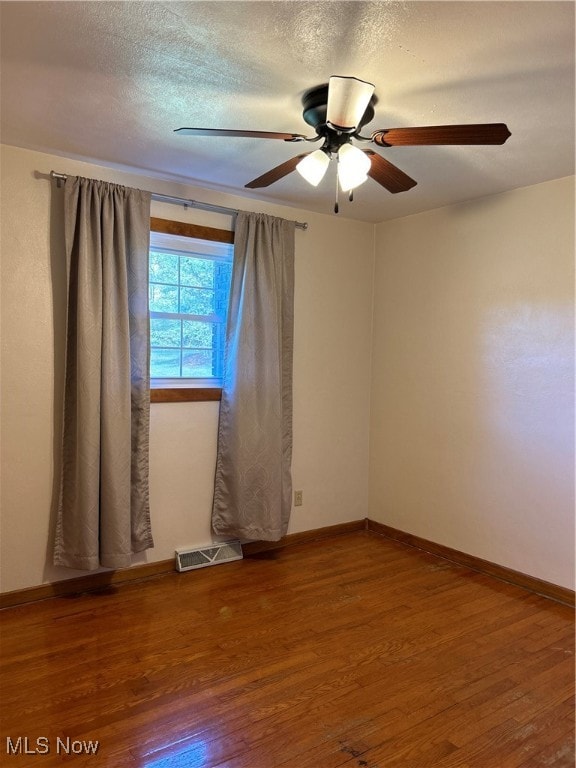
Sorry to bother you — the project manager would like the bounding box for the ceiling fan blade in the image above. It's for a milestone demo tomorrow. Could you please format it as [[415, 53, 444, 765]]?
[[245, 153, 311, 189], [365, 151, 417, 194], [326, 76, 375, 131], [371, 123, 511, 147], [174, 127, 307, 142]]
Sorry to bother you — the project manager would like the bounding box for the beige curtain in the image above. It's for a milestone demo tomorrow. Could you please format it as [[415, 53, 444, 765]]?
[[212, 212, 295, 541], [54, 176, 154, 570]]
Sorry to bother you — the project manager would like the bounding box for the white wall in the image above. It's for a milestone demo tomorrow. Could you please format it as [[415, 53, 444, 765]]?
[[369, 177, 575, 589], [0, 144, 374, 593]]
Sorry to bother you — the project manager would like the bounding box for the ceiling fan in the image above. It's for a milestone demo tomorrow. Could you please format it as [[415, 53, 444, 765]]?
[[175, 76, 511, 213]]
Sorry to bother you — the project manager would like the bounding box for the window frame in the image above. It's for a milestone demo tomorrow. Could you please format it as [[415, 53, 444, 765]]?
[[149, 218, 234, 403]]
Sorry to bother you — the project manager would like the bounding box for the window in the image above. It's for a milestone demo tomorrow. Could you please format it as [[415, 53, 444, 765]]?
[[149, 227, 233, 390]]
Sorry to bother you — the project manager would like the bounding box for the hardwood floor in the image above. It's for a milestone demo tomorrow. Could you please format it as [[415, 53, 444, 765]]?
[[0, 531, 573, 767]]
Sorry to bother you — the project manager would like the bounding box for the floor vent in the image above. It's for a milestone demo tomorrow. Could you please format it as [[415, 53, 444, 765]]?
[[175, 541, 243, 572]]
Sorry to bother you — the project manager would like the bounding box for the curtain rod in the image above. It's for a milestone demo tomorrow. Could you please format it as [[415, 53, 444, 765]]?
[[49, 171, 308, 230]]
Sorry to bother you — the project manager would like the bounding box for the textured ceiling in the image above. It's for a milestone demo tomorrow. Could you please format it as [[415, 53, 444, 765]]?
[[1, 1, 574, 223]]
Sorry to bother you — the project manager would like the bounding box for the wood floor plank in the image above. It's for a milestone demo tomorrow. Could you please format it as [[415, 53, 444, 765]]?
[[0, 531, 573, 767], [518, 730, 576, 767]]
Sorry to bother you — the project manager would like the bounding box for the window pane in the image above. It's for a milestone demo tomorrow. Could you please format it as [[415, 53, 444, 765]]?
[[149, 230, 233, 383], [180, 287, 214, 315], [149, 284, 178, 313], [150, 348, 181, 378], [150, 252, 179, 284], [182, 320, 214, 348], [182, 349, 213, 378], [180, 257, 214, 288], [151, 318, 181, 348]]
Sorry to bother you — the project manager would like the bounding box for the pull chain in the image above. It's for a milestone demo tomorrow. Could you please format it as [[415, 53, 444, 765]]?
[[334, 155, 339, 214]]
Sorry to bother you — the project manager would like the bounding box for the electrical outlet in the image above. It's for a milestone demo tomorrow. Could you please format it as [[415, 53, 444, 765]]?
[[294, 490, 303, 506]]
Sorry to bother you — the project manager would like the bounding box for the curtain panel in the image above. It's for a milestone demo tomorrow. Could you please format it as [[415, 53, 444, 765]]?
[[54, 176, 154, 570], [212, 211, 296, 541]]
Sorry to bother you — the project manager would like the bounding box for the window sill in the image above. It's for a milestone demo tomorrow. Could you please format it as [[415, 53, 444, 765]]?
[[150, 388, 222, 403]]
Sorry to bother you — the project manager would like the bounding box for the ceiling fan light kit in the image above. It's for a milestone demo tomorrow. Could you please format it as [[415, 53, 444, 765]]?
[[326, 75, 376, 132], [296, 149, 330, 186], [337, 143, 371, 192], [175, 74, 511, 214]]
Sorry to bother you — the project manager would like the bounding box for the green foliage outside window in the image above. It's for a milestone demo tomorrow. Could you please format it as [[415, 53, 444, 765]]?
[[149, 248, 232, 380]]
